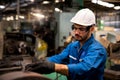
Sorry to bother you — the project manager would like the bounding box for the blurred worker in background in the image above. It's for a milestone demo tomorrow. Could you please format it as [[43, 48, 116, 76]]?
[[25, 8, 107, 80], [42, 25, 55, 57], [32, 22, 48, 59]]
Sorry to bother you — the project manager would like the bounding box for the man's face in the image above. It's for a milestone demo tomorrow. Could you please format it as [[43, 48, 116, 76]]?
[[72, 24, 91, 42]]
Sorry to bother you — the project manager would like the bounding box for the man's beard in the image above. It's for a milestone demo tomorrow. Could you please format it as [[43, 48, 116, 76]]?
[[74, 32, 89, 42]]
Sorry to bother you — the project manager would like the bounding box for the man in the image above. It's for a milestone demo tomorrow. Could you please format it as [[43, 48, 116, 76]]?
[[25, 8, 107, 80]]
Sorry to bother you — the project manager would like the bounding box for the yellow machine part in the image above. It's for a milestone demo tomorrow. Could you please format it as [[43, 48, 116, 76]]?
[[37, 39, 47, 51]]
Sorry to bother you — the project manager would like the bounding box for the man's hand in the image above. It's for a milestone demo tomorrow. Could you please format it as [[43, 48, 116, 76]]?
[[25, 59, 55, 74]]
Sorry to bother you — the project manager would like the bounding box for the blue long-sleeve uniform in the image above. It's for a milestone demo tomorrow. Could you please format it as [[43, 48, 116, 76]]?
[[47, 34, 107, 80]]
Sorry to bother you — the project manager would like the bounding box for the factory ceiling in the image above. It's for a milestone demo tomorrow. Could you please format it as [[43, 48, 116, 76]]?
[[84, 0, 120, 12], [0, 0, 119, 16]]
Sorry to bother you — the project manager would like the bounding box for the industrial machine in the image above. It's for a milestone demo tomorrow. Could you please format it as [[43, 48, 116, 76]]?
[[0, 32, 36, 74], [0, 32, 51, 80], [104, 40, 120, 80], [96, 31, 120, 80], [108, 42, 120, 70], [104, 41, 120, 80]]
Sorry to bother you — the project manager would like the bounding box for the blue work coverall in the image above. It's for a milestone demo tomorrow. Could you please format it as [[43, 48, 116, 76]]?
[[47, 34, 107, 80]]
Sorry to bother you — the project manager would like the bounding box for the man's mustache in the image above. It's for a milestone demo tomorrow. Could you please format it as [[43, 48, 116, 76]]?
[[75, 34, 79, 37], [75, 34, 83, 39]]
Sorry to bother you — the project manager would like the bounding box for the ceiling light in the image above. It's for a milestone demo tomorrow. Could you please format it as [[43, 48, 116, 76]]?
[[31, 12, 45, 18], [0, 5, 5, 9], [30, 0, 34, 2], [55, 0, 59, 3], [114, 6, 120, 10], [42, 1, 50, 4], [62, 0, 65, 2], [55, 0, 65, 3], [55, 8, 62, 12], [97, 0, 114, 8], [91, 0, 97, 4], [19, 15, 25, 19], [6, 16, 14, 21], [91, 0, 114, 8]]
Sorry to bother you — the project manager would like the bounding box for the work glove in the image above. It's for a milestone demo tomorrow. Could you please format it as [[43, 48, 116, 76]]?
[[25, 59, 55, 74]]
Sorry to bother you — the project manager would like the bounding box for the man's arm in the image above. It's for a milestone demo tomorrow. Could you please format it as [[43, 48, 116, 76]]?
[[55, 63, 69, 76], [25, 59, 69, 75]]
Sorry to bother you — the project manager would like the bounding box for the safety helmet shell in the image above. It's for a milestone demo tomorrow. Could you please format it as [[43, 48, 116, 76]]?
[[70, 8, 96, 26]]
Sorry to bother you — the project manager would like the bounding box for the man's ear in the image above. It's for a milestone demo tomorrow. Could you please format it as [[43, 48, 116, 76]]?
[[90, 26, 95, 32]]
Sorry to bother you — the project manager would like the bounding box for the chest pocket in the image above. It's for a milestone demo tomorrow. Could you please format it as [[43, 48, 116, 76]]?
[[77, 50, 87, 62], [69, 49, 87, 63], [79, 51, 86, 59]]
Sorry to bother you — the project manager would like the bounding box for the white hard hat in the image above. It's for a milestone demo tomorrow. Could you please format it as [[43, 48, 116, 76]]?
[[70, 8, 96, 26]]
